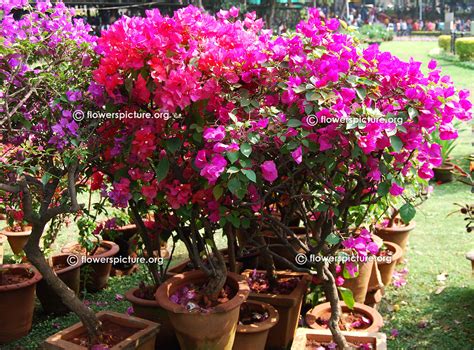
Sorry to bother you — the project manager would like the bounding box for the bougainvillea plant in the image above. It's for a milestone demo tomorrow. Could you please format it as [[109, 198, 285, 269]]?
[[0, 0, 102, 343], [90, 5, 471, 347]]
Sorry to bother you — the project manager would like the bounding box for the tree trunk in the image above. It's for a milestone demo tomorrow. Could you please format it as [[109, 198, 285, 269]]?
[[24, 228, 102, 344]]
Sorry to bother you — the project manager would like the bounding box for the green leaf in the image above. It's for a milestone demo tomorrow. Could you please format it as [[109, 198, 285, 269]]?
[[339, 287, 355, 309], [240, 143, 252, 158], [227, 177, 241, 195], [287, 119, 302, 128], [408, 107, 419, 119], [356, 87, 367, 100], [390, 135, 403, 153], [325, 233, 340, 245], [241, 169, 257, 183], [226, 151, 239, 164], [227, 166, 240, 174], [377, 182, 390, 196], [241, 98, 250, 107], [213, 185, 224, 200], [165, 138, 182, 153], [399, 203, 416, 223], [41, 173, 52, 186], [154, 158, 169, 183]]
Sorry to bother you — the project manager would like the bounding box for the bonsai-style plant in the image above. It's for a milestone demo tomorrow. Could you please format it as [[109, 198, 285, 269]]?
[[0, 0, 106, 344]]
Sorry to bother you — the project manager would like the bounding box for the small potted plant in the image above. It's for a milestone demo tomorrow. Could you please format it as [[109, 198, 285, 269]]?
[[376, 241, 403, 286], [432, 128, 458, 183], [0, 209, 32, 255]]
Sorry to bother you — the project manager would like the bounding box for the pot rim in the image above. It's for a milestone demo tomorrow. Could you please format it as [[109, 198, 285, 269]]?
[[236, 300, 279, 334], [49, 253, 84, 275], [0, 263, 42, 292], [377, 241, 403, 265], [375, 220, 416, 233], [125, 287, 160, 308], [306, 301, 384, 332], [0, 226, 32, 237], [61, 240, 120, 258], [156, 270, 249, 314]]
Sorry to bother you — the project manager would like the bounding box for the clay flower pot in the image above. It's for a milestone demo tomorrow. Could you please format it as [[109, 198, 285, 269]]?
[[342, 258, 375, 303], [61, 240, 119, 292], [36, 253, 83, 315], [242, 270, 310, 349], [0, 234, 5, 264], [1, 225, 32, 254], [125, 287, 179, 349], [102, 224, 139, 275], [0, 264, 42, 343], [306, 302, 384, 333], [262, 227, 307, 268], [433, 162, 455, 183], [233, 300, 279, 350], [375, 219, 415, 261], [291, 329, 387, 350], [43, 311, 158, 350], [377, 241, 403, 286], [156, 270, 249, 350]]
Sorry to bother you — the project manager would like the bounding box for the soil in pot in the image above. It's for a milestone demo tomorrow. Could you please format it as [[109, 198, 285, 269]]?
[[233, 300, 279, 350], [0, 264, 42, 344], [61, 241, 119, 292], [375, 218, 415, 261], [305, 339, 374, 349], [376, 242, 402, 286], [243, 270, 310, 350], [156, 270, 249, 350], [37, 254, 82, 315], [126, 283, 179, 349], [1, 225, 32, 255], [433, 162, 455, 183], [44, 311, 158, 350], [306, 302, 383, 333]]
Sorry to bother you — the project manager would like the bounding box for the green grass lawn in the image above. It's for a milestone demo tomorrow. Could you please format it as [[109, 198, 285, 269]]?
[[378, 40, 474, 349], [2, 40, 473, 349]]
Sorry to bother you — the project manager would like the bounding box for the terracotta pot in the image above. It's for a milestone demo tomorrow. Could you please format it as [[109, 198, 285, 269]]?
[[291, 329, 387, 350], [43, 311, 158, 350], [342, 259, 374, 303], [242, 270, 310, 349], [102, 224, 139, 273], [61, 240, 119, 292], [262, 227, 307, 269], [433, 162, 455, 183], [377, 241, 403, 286], [306, 302, 384, 333], [375, 219, 415, 261], [1, 226, 32, 254], [37, 254, 83, 315], [125, 287, 179, 349], [233, 300, 279, 350], [0, 264, 42, 343], [0, 234, 5, 264], [156, 270, 249, 350]]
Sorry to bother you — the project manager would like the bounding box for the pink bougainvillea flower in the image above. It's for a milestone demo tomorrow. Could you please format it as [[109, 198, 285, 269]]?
[[291, 146, 303, 164], [261, 160, 278, 183], [389, 183, 404, 196], [390, 328, 399, 338], [428, 59, 437, 70], [126, 306, 134, 315], [200, 155, 227, 183], [335, 276, 345, 286], [203, 126, 226, 142]]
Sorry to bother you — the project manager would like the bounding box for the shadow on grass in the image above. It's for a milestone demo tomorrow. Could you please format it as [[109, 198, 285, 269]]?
[[387, 286, 474, 349]]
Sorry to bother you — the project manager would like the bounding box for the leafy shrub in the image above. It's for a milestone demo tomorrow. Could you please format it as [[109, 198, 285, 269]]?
[[359, 24, 393, 43], [438, 35, 451, 51], [455, 37, 474, 61]]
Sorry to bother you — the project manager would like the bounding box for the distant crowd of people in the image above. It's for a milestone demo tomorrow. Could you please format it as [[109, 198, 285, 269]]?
[[346, 6, 472, 35]]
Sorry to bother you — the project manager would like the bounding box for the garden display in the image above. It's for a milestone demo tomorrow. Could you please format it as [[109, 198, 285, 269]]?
[[0, 1, 472, 349]]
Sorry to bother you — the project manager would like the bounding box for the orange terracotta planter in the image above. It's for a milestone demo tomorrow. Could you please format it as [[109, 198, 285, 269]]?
[[156, 270, 249, 350], [306, 302, 384, 333], [125, 287, 179, 349], [43, 311, 158, 350], [342, 259, 374, 303], [233, 300, 279, 350], [242, 270, 310, 349], [1, 226, 32, 254], [0, 264, 42, 344], [377, 241, 403, 286], [291, 329, 387, 350], [0, 234, 5, 264], [375, 220, 415, 261]]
